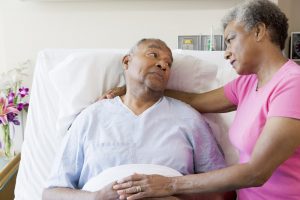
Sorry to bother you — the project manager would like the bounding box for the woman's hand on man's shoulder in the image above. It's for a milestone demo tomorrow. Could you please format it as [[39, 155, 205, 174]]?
[[97, 86, 126, 101]]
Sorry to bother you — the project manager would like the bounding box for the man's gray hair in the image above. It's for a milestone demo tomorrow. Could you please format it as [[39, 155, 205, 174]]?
[[128, 38, 173, 62], [222, 0, 288, 50]]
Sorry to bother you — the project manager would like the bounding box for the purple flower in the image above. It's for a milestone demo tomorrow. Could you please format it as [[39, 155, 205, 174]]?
[[7, 92, 15, 104], [7, 112, 16, 121], [6, 113, 20, 125], [19, 87, 29, 98], [17, 103, 24, 111], [13, 119, 20, 125], [24, 102, 29, 111]]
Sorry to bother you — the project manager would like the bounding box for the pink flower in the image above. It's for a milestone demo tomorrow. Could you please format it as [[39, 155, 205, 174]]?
[[0, 97, 19, 125]]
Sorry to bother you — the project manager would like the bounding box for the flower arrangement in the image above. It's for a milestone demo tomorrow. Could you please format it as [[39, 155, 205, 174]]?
[[0, 63, 30, 158]]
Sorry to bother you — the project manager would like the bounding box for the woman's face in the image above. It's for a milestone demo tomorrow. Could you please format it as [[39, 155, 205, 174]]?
[[224, 21, 261, 75]]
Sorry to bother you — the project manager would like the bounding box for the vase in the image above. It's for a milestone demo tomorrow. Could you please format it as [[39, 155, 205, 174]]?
[[1, 123, 15, 159]]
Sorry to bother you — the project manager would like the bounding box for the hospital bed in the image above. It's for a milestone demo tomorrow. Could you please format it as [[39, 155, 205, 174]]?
[[13, 49, 239, 200]]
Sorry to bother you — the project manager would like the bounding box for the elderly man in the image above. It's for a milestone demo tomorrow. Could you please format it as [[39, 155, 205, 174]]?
[[42, 38, 226, 200]]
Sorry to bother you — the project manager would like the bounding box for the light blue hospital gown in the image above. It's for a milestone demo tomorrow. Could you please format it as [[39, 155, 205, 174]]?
[[46, 96, 225, 189]]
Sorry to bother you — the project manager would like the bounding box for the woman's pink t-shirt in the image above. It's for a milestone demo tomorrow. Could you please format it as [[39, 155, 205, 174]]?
[[224, 60, 300, 200]]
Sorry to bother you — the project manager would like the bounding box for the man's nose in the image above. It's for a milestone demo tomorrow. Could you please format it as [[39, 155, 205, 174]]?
[[156, 61, 168, 71]]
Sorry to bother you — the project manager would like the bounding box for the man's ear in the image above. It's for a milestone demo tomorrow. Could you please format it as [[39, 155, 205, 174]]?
[[122, 54, 131, 70], [254, 22, 267, 42]]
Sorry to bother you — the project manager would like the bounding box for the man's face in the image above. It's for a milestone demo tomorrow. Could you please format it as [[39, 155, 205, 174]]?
[[124, 41, 173, 93]]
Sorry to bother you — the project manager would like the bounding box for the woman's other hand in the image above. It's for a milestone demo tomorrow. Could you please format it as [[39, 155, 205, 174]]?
[[113, 173, 176, 200], [98, 86, 126, 101]]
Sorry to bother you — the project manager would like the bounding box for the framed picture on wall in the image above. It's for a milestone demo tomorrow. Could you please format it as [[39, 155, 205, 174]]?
[[290, 32, 300, 61]]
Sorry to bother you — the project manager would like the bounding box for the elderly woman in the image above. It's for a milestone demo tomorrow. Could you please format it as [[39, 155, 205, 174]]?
[[110, 0, 300, 199]]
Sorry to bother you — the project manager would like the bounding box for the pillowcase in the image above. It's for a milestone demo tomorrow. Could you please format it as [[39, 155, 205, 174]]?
[[167, 53, 218, 93], [49, 51, 126, 136], [82, 164, 182, 192], [49, 51, 219, 136]]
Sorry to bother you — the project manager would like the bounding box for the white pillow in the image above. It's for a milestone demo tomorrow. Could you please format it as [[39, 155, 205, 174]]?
[[49, 51, 126, 136], [167, 53, 218, 93], [82, 164, 182, 192], [49, 51, 218, 136]]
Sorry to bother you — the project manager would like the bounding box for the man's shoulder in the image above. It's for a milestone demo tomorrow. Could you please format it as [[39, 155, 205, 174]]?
[[164, 96, 196, 110], [163, 96, 203, 120], [80, 98, 118, 117]]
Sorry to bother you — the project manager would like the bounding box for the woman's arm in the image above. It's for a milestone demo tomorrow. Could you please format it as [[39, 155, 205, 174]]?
[[165, 87, 236, 113], [175, 191, 235, 200], [174, 117, 300, 194], [100, 86, 236, 113], [114, 117, 300, 199]]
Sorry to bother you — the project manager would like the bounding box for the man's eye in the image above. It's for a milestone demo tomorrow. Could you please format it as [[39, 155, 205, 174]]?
[[148, 52, 157, 57]]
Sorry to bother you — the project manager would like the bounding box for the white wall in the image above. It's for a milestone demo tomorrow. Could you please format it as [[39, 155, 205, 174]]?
[[0, 2, 6, 74], [0, 0, 298, 86], [0, 0, 241, 86]]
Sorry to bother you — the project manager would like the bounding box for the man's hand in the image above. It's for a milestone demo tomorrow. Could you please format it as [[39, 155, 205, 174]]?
[[94, 181, 119, 200], [42, 182, 119, 200]]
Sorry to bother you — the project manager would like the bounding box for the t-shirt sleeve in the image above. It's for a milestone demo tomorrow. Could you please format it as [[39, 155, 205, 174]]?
[[45, 112, 87, 189], [186, 113, 226, 173], [268, 75, 300, 119], [224, 78, 240, 105], [224, 75, 256, 106]]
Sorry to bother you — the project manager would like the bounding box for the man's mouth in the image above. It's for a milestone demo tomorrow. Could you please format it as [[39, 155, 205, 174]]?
[[150, 72, 164, 79]]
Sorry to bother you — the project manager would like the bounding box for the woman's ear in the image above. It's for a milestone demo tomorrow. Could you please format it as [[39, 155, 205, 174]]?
[[122, 54, 131, 70], [254, 22, 267, 42]]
